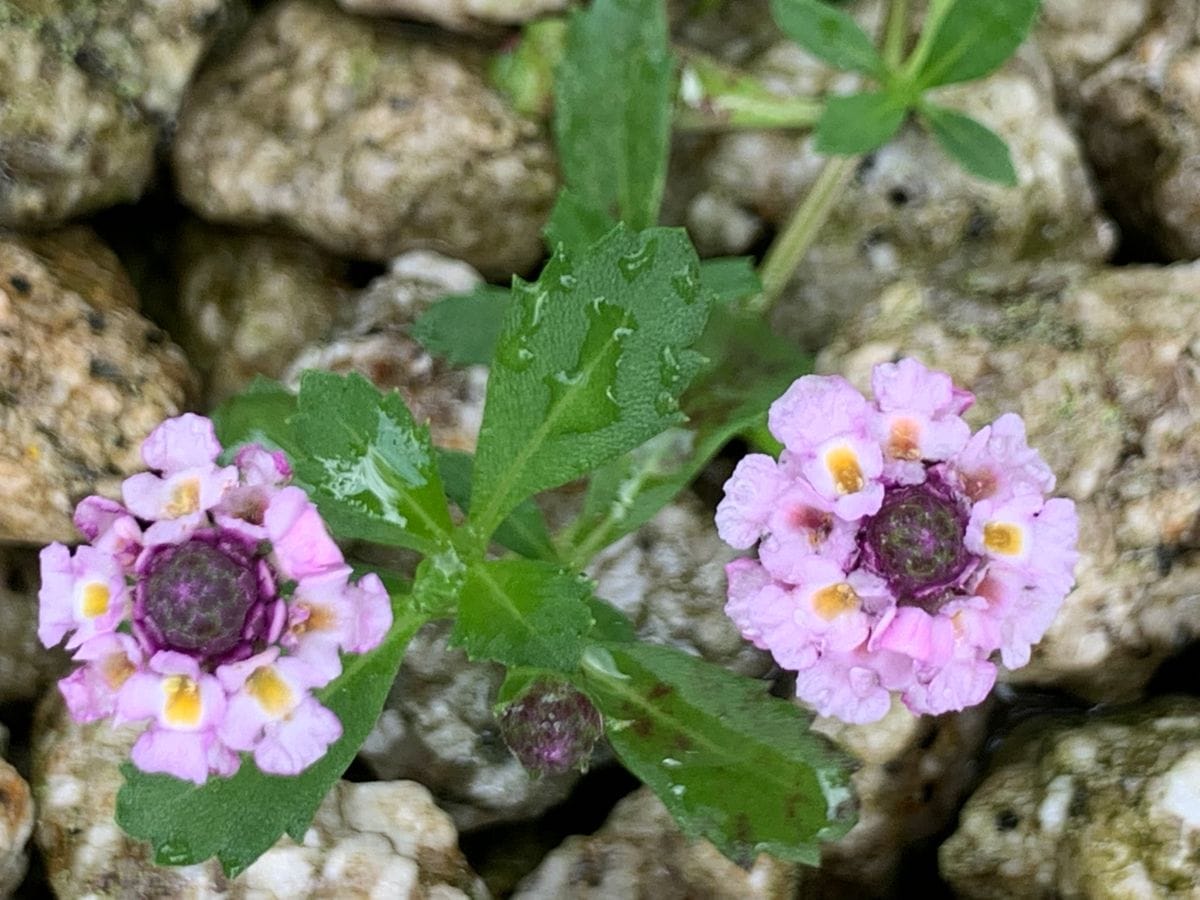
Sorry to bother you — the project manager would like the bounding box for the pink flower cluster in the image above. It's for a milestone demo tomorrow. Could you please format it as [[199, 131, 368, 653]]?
[[38, 415, 392, 784], [717, 359, 1078, 724]]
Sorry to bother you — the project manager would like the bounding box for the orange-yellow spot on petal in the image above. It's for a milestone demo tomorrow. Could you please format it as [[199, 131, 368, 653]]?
[[80, 582, 110, 618], [162, 675, 202, 727], [888, 418, 922, 460], [101, 652, 136, 690], [812, 583, 860, 621], [825, 446, 864, 495], [247, 666, 294, 718], [962, 469, 997, 502], [984, 522, 1023, 556], [291, 602, 336, 637], [165, 478, 201, 518]]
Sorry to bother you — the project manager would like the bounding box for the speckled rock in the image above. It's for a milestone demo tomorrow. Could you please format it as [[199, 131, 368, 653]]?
[[685, 44, 1114, 349], [1071, 1, 1200, 259], [175, 223, 347, 406], [511, 786, 796, 899], [818, 262, 1200, 702], [0, 548, 70, 702], [32, 693, 488, 899], [285, 251, 490, 452], [335, 0, 569, 32], [0, 755, 32, 898], [360, 620, 579, 831], [811, 699, 991, 894], [1036, 0, 1153, 94], [0, 0, 233, 227], [588, 494, 771, 678], [174, 0, 557, 278], [0, 229, 194, 545], [940, 696, 1200, 899]]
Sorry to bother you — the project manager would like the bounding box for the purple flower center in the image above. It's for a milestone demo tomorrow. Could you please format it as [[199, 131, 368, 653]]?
[[499, 680, 603, 776], [860, 478, 973, 603], [137, 535, 261, 659]]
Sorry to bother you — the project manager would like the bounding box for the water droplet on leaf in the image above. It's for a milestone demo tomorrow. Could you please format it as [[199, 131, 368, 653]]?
[[617, 238, 659, 281]]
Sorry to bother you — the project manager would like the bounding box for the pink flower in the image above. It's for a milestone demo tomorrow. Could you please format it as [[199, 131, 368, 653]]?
[[37, 414, 393, 784], [718, 359, 1078, 724]]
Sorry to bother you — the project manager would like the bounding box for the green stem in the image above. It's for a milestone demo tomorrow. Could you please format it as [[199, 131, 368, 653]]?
[[901, 0, 954, 82], [883, 0, 908, 70], [750, 155, 860, 315]]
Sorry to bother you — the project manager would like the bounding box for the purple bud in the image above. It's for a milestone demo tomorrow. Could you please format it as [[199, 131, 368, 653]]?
[[498, 678, 603, 776]]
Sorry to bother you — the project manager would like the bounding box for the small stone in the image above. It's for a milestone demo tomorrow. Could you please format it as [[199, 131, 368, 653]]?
[[818, 262, 1200, 702], [0, 756, 32, 898], [510, 786, 796, 899], [0, 229, 195, 545], [335, 0, 569, 32], [0, 0, 235, 227], [284, 251, 490, 452], [174, 223, 346, 406], [32, 692, 489, 898], [940, 696, 1200, 899], [174, 0, 557, 278]]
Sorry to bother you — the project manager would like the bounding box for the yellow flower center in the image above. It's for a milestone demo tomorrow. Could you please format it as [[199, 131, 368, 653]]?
[[247, 666, 294, 718], [887, 418, 921, 460], [162, 675, 203, 727], [165, 478, 201, 518], [812, 583, 860, 621], [825, 446, 864, 495], [983, 522, 1023, 556], [80, 582, 110, 619]]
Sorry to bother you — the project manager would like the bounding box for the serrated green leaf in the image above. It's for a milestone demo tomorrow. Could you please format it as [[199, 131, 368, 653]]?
[[469, 225, 714, 539], [116, 597, 427, 876], [921, 103, 1017, 186], [451, 559, 595, 671], [699, 257, 762, 306], [581, 643, 857, 865], [917, 0, 1040, 88], [211, 378, 300, 461], [555, 0, 674, 230], [290, 371, 453, 553], [409, 285, 511, 367], [566, 307, 808, 564], [544, 188, 619, 256], [588, 596, 637, 643], [769, 0, 885, 78], [436, 449, 557, 562], [815, 91, 907, 155]]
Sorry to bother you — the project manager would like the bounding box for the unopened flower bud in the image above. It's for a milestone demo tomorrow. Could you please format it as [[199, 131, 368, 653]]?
[[498, 678, 603, 776]]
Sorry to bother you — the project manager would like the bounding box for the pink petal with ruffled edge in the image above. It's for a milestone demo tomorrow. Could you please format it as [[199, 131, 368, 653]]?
[[724, 560, 819, 670], [73, 496, 142, 569], [252, 698, 343, 776], [140, 413, 222, 473], [871, 358, 974, 417], [800, 434, 884, 519], [724, 558, 774, 651], [131, 727, 215, 785], [122, 465, 238, 525], [37, 544, 129, 650], [235, 445, 293, 486], [756, 482, 858, 580], [948, 413, 1054, 503], [767, 375, 874, 457], [787, 556, 872, 653], [58, 633, 144, 723], [114, 651, 226, 732], [264, 486, 344, 580], [715, 454, 785, 549], [902, 656, 996, 717], [794, 646, 912, 724]]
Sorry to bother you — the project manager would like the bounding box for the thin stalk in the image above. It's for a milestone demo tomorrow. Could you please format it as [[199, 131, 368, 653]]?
[[883, 0, 908, 70], [750, 155, 860, 316], [900, 0, 954, 83]]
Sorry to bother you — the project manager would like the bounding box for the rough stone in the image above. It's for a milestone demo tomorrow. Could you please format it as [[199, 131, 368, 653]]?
[[284, 251, 490, 452], [0, 548, 70, 703], [1036, 0, 1154, 94], [0, 228, 195, 546], [812, 699, 991, 894], [335, 0, 569, 32], [32, 693, 488, 898], [0, 755, 32, 898], [684, 43, 1113, 349], [940, 696, 1200, 899], [174, 0, 557, 278], [0, 0, 233, 227], [818, 262, 1200, 702], [512, 786, 796, 899], [174, 223, 347, 406]]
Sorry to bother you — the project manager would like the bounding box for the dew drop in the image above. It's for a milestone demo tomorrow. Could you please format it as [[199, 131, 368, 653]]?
[[654, 391, 679, 417], [543, 300, 636, 434], [617, 238, 658, 281], [670, 269, 700, 304], [658, 345, 683, 390]]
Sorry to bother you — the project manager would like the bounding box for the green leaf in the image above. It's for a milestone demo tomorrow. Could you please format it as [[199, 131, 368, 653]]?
[[211, 378, 300, 460], [436, 449, 558, 562], [588, 596, 637, 643], [921, 103, 1017, 186], [291, 371, 453, 553], [814, 91, 907, 155], [409, 285, 511, 367], [489, 18, 568, 118], [566, 306, 808, 564], [917, 0, 1040, 88], [699, 257, 762, 306], [580, 643, 857, 865], [769, 0, 885, 78], [676, 49, 823, 130], [544, 188, 619, 256], [116, 598, 427, 876], [451, 559, 595, 671], [469, 225, 714, 539], [555, 0, 674, 230]]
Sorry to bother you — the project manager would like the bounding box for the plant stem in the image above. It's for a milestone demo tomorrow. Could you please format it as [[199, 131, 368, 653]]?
[[750, 154, 860, 315], [883, 0, 908, 70]]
